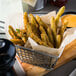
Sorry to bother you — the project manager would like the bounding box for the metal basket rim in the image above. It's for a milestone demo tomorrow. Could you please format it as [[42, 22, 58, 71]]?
[[16, 45, 58, 58]]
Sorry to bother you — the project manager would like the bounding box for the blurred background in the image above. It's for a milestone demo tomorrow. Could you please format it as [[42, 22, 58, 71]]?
[[0, 0, 76, 36], [0, 0, 76, 22]]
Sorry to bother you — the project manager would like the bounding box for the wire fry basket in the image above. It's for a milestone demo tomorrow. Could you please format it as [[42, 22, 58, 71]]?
[[16, 45, 58, 70]]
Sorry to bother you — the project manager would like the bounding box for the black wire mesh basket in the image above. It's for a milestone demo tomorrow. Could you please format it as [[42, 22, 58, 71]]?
[[16, 45, 58, 70]]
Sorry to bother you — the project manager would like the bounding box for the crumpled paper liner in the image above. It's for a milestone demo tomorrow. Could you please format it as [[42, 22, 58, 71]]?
[[40, 11, 56, 24], [5, 11, 76, 58]]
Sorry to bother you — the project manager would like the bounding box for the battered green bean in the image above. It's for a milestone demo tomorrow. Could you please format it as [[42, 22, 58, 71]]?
[[8, 30, 14, 38], [56, 35, 61, 48], [36, 15, 48, 29], [26, 23, 33, 37], [9, 25, 20, 39], [10, 39, 24, 45], [39, 25, 53, 47], [50, 16, 57, 42], [41, 34, 53, 47], [16, 29, 27, 43], [47, 27, 54, 44], [29, 14, 38, 28], [24, 12, 29, 31], [30, 33, 48, 46], [55, 6, 65, 26], [39, 25, 46, 34], [29, 14, 39, 36]]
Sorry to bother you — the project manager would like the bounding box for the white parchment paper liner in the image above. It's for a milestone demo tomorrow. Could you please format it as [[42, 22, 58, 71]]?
[[5, 11, 76, 58]]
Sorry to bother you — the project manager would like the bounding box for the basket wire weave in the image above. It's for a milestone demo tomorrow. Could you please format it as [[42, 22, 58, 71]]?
[[16, 45, 58, 70]]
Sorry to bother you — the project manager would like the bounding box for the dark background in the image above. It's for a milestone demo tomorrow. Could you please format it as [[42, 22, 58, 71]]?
[[32, 0, 76, 13]]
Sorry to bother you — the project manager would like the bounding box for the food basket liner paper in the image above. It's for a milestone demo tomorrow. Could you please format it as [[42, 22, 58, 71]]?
[[5, 12, 76, 58]]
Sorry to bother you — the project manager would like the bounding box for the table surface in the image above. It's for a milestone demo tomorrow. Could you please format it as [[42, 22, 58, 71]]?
[[45, 60, 76, 76], [0, 0, 76, 76]]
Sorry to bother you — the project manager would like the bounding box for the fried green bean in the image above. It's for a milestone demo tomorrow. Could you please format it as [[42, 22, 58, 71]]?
[[22, 34, 28, 43], [55, 6, 65, 26], [26, 23, 33, 37], [16, 29, 20, 33], [20, 33, 27, 43], [56, 35, 61, 48], [16, 29, 27, 43], [48, 42, 54, 48], [20, 29, 26, 34], [41, 34, 47, 44], [24, 12, 29, 31], [50, 16, 57, 42], [10, 39, 24, 45], [36, 15, 48, 29], [9, 25, 20, 39], [30, 33, 48, 46], [39, 26, 53, 47], [22, 36, 27, 43], [47, 27, 54, 44], [41, 34, 53, 47], [16, 29, 25, 36], [8, 30, 14, 38], [29, 14, 38, 28], [39, 25, 46, 34], [29, 14, 39, 36]]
